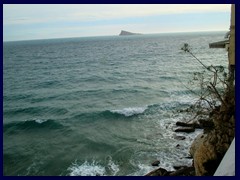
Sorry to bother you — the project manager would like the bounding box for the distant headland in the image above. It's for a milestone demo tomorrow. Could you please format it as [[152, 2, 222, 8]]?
[[119, 30, 142, 36]]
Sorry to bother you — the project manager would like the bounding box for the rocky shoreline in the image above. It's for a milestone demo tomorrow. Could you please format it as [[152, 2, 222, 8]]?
[[145, 116, 206, 176], [145, 86, 235, 176]]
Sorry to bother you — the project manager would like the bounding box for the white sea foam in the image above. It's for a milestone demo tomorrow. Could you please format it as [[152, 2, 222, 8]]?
[[67, 158, 120, 176], [25, 119, 48, 124], [107, 157, 119, 176], [34, 119, 48, 124], [128, 163, 155, 176], [68, 161, 106, 176], [111, 107, 147, 117]]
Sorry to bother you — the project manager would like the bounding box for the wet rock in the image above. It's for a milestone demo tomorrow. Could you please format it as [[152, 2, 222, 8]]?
[[169, 166, 195, 176], [185, 155, 193, 159], [151, 160, 160, 166], [176, 121, 201, 128], [175, 127, 195, 133], [145, 167, 168, 176], [173, 135, 186, 140], [145, 166, 195, 176], [198, 119, 214, 129], [173, 165, 187, 170]]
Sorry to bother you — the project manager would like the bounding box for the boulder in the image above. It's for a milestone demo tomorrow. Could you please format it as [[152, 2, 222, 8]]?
[[151, 160, 160, 166], [175, 127, 195, 133], [198, 119, 214, 128], [145, 167, 168, 176], [189, 133, 205, 157], [169, 166, 195, 176], [145, 166, 195, 176], [173, 134, 186, 140], [176, 121, 201, 128], [176, 121, 193, 127], [173, 165, 187, 170]]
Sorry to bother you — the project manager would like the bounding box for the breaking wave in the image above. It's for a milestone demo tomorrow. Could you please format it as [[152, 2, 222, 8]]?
[[67, 158, 119, 176], [110, 107, 147, 117]]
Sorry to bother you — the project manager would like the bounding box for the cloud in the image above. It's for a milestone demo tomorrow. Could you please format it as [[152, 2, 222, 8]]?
[[3, 4, 231, 25], [3, 4, 231, 41]]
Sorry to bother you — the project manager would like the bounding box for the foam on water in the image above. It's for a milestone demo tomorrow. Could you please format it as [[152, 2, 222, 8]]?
[[34, 119, 48, 124], [128, 163, 155, 176], [107, 157, 120, 176], [67, 158, 120, 176], [110, 107, 147, 117], [68, 161, 106, 176]]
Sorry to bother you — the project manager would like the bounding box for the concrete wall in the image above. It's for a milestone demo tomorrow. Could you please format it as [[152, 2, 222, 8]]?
[[214, 138, 235, 176]]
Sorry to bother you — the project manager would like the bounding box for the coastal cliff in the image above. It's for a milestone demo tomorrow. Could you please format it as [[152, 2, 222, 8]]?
[[190, 4, 235, 176], [119, 30, 141, 36], [146, 79, 235, 176], [190, 87, 235, 175], [146, 4, 235, 176]]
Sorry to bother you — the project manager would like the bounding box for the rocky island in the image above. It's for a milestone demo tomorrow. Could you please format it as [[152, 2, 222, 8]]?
[[119, 30, 142, 36]]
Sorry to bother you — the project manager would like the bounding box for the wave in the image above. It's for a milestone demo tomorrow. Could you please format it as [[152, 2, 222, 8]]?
[[110, 107, 147, 117], [68, 161, 106, 176], [3, 119, 64, 134], [67, 158, 119, 176], [72, 106, 148, 121], [72, 100, 195, 121]]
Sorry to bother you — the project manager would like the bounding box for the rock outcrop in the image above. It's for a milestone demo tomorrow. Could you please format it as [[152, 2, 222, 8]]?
[[175, 127, 195, 133], [145, 166, 195, 176], [151, 160, 160, 166], [190, 88, 235, 176]]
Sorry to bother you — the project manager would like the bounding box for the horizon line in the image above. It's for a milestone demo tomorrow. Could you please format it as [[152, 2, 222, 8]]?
[[3, 30, 228, 43]]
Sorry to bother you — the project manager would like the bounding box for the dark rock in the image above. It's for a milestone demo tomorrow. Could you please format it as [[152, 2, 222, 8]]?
[[198, 119, 214, 128], [175, 127, 195, 133], [145, 167, 168, 176], [173, 165, 187, 170], [176, 121, 192, 127], [193, 123, 202, 129], [151, 160, 160, 166], [176, 121, 201, 128], [185, 155, 193, 159], [198, 119, 214, 133], [169, 166, 195, 176], [173, 135, 186, 140], [145, 166, 195, 176], [176, 144, 180, 148]]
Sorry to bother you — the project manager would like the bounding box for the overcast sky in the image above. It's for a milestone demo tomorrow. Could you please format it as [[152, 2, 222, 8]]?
[[3, 4, 231, 41]]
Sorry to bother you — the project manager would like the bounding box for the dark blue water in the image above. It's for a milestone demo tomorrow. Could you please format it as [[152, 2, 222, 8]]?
[[3, 32, 228, 176]]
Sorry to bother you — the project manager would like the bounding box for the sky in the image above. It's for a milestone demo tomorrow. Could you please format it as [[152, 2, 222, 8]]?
[[3, 4, 231, 41]]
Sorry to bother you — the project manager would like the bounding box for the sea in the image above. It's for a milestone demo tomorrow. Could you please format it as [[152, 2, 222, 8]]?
[[3, 32, 228, 176]]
